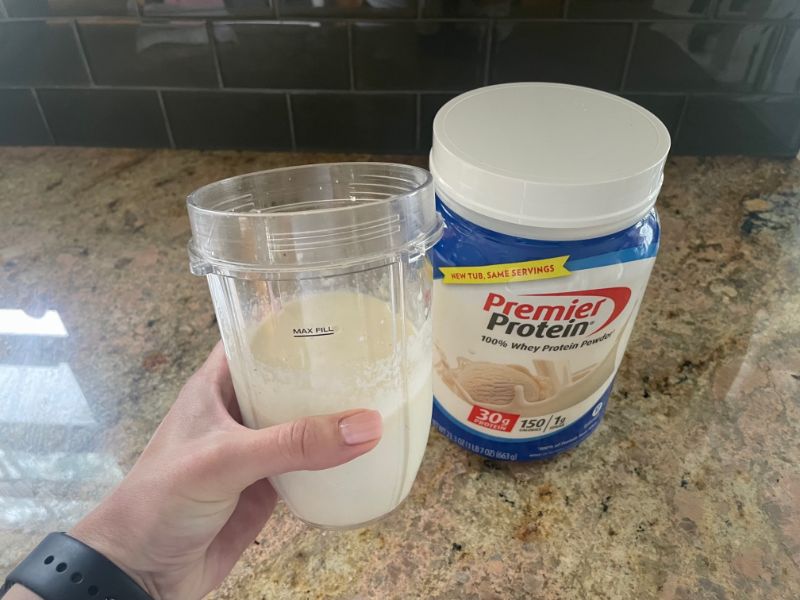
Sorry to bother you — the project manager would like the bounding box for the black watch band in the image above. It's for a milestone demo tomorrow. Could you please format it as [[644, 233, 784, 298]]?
[[1, 532, 153, 600]]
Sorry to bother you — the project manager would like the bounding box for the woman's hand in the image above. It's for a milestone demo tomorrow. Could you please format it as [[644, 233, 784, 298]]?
[[63, 342, 382, 600]]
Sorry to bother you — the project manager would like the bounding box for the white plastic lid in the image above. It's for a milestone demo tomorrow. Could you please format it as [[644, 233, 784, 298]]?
[[430, 83, 671, 236]]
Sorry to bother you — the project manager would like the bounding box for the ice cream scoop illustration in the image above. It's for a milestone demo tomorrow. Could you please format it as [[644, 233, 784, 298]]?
[[436, 354, 555, 411]]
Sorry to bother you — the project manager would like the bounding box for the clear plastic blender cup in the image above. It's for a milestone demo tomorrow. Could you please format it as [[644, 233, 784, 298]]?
[[186, 163, 442, 529]]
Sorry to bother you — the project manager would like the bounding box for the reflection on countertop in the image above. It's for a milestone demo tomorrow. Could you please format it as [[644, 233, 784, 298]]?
[[1, 148, 798, 599]]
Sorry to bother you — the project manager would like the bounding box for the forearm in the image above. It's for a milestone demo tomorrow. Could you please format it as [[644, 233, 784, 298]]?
[[4, 584, 43, 600]]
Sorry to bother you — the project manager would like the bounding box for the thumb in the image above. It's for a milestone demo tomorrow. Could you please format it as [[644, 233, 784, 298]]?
[[226, 409, 383, 489]]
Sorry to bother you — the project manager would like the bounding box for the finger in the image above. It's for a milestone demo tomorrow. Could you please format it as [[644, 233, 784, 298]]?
[[225, 409, 383, 489], [199, 340, 238, 410]]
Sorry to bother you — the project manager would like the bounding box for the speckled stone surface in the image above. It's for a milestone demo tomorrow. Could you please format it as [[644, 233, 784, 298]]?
[[1, 148, 798, 599]]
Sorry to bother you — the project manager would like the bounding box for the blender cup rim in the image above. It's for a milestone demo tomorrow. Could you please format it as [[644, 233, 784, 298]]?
[[186, 162, 440, 278], [186, 162, 433, 218]]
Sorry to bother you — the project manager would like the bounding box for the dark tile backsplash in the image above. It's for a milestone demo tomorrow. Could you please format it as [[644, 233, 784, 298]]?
[[0, 0, 797, 156], [626, 22, 779, 92], [37, 89, 169, 147], [568, 0, 712, 19], [3, 0, 137, 17], [163, 90, 291, 149], [764, 24, 800, 92], [292, 93, 416, 152], [421, 0, 563, 18], [78, 20, 218, 87], [0, 89, 51, 145], [491, 22, 632, 90], [213, 21, 349, 89], [0, 20, 89, 86], [141, 0, 273, 17], [281, 0, 416, 18], [715, 0, 800, 19], [353, 22, 488, 90], [675, 95, 800, 155]]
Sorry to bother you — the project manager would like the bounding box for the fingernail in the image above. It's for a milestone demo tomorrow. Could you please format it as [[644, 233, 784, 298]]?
[[339, 411, 382, 446]]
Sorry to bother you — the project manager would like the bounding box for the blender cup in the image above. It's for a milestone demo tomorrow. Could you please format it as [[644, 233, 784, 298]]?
[[186, 163, 442, 529]]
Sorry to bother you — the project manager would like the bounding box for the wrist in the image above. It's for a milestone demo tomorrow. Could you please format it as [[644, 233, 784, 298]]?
[[3, 533, 156, 600], [69, 518, 158, 600]]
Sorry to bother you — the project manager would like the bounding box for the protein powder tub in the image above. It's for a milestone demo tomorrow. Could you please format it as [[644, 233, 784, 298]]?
[[429, 83, 670, 461]]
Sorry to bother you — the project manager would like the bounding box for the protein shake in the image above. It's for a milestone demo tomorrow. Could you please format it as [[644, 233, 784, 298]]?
[[230, 291, 432, 528]]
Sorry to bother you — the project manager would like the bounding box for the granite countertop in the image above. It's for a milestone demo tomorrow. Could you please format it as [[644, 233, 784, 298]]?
[[1, 148, 798, 599]]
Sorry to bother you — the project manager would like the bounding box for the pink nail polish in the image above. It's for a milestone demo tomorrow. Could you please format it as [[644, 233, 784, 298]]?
[[339, 411, 382, 446]]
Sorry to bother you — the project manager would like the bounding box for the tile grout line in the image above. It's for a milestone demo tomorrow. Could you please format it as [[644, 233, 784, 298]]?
[[672, 94, 690, 150], [4, 83, 799, 98], [206, 20, 225, 88], [274, 0, 281, 20], [30, 88, 56, 145], [71, 20, 96, 86], [562, 0, 570, 18], [618, 21, 639, 91], [156, 90, 177, 149], [414, 93, 421, 151], [0, 83, 482, 94], [0, 15, 795, 23], [347, 23, 356, 91], [285, 93, 297, 151], [483, 19, 493, 86], [0, 0, 7, 19]]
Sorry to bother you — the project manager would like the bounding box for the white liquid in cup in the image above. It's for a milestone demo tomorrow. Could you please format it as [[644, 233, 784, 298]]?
[[229, 291, 432, 528]]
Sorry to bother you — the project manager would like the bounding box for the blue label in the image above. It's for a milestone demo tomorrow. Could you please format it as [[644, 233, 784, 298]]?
[[433, 383, 613, 461], [430, 196, 659, 461]]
